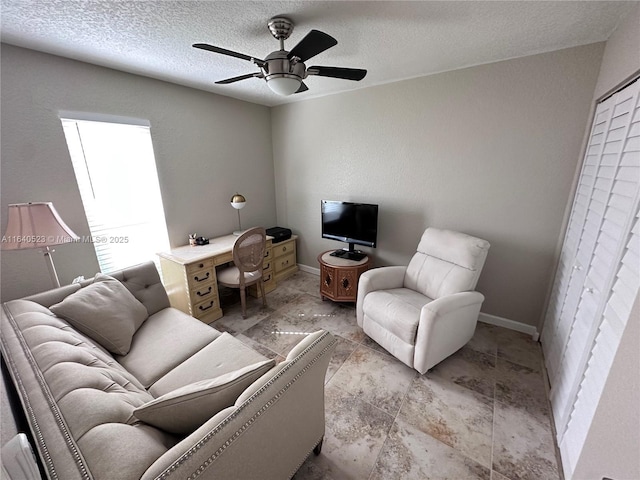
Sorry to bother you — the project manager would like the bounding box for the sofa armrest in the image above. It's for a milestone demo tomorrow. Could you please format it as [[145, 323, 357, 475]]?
[[356, 266, 407, 327], [413, 291, 485, 374]]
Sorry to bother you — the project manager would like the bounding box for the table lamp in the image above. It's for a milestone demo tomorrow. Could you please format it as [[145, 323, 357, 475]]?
[[1, 202, 79, 288], [230, 193, 246, 235]]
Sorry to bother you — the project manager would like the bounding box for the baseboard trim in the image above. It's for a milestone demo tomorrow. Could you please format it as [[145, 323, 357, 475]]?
[[478, 313, 539, 341], [298, 264, 320, 276]]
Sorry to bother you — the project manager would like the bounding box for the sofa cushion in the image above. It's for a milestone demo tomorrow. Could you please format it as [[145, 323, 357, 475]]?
[[50, 274, 148, 355], [116, 307, 221, 388], [148, 332, 270, 396], [134, 359, 275, 435]]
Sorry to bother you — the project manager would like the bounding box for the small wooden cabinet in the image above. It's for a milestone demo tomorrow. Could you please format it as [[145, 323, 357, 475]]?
[[318, 251, 371, 303]]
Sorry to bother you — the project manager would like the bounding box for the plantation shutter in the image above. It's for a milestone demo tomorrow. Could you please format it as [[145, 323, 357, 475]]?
[[541, 78, 640, 478]]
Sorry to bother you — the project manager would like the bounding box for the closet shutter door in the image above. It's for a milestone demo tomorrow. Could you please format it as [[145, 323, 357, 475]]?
[[559, 85, 640, 475], [541, 95, 614, 383], [541, 78, 639, 478]]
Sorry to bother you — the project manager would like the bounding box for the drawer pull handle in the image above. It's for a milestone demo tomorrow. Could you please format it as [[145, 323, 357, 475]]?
[[196, 286, 212, 297], [194, 272, 210, 282], [199, 263, 205, 268], [264, 274, 271, 282], [264, 262, 271, 271], [282, 246, 287, 252], [199, 301, 214, 311]]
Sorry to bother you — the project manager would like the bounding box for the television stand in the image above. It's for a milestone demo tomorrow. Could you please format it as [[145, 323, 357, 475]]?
[[318, 251, 372, 303], [330, 249, 366, 262]]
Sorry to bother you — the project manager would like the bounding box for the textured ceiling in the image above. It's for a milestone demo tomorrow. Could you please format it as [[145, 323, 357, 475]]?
[[0, 1, 634, 107]]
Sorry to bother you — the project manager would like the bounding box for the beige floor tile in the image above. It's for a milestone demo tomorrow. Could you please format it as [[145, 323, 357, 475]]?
[[370, 419, 491, 480], [294, 383, 395, 480], [495, 328, 543, 371], [428, 345, 497, 398], [495, 358, 550, 418], [399, 374, 494, 468], [468, 321, 500, 356], [493, 401, 560, 480], [327, 345, 417, 416]]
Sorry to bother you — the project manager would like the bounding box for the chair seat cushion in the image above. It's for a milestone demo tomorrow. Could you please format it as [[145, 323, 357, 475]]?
[[217, 266, 261, 286], [363, 288, 433, 344]]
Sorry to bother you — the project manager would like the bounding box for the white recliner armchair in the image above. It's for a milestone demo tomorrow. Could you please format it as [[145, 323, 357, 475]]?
[[356, 227, 490, 374]]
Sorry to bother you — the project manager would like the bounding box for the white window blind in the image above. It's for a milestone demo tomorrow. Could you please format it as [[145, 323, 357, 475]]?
[[61, 118, 170, 273]]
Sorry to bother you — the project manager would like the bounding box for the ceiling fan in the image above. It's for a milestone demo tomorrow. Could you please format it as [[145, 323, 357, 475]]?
[[193, 17, 367, 96]]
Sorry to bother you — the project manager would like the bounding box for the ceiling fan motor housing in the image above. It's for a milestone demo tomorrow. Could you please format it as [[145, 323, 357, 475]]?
[[263, 50, 306, 82]]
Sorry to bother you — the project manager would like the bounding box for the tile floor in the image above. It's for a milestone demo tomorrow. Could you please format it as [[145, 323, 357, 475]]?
[[210, 271, 562, 480]]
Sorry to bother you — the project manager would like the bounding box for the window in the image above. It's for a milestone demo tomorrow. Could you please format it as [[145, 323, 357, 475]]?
[[60, 116, 170, 273]]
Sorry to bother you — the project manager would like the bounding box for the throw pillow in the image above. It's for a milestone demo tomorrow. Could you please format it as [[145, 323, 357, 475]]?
[[133, 359, 275, 435], [50, 274, 148, 355]]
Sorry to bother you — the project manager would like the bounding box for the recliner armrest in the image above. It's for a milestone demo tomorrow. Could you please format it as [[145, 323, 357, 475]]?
[[422, 291, 485, 316], [356, 266, 407, 327], [414, 291, 485, 373]]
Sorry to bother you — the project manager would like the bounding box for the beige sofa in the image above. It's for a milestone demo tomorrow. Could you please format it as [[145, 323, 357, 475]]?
[[1, 261, 337, 479]]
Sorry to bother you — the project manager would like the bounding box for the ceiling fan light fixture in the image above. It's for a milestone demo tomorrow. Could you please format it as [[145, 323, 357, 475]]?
[[266, 75, 302, 96]]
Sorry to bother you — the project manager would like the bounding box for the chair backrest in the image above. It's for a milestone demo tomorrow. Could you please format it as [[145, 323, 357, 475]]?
[[404, 228, 490, 299], [233, 227, 267, 285]]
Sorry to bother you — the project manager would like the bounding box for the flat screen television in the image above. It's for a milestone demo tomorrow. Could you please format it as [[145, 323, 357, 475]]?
[[321, 200, 378, 261]]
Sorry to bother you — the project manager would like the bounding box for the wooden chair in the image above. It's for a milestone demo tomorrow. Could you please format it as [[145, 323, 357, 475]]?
[[217, 227, 267, 318]]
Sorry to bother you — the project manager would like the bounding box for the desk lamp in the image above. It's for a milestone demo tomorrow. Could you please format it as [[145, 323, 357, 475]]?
[[1, 202, 79, 288], [230, 193, 246, 235]]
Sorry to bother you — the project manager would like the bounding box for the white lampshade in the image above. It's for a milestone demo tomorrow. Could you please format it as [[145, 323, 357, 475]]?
[[2, 202, 80, 288], [2, 202, 79, 250], [267, 76, 301, 96]]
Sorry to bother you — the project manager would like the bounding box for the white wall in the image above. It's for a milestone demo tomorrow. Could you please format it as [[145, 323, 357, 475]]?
[[272, 43, 604, 327], [0, 45, 276, 301], [571, 5, 640, 479]]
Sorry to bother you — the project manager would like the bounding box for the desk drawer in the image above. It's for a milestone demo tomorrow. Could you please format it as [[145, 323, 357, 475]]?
[[273, 241, 295, 259], [186, 262, 214, 287], [274, 253, 296, 274], [186, 259, 213, 275], [192, 296, 220, 320], [189, 282, 216, 302]]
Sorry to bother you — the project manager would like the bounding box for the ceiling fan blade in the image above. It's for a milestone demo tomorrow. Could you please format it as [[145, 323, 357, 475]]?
[[288, 30, 337, 62], [215, 73, 261, 85], [308, 66, 367, 81], [193, 43, 263, 64], [295, 82, 309, 94]]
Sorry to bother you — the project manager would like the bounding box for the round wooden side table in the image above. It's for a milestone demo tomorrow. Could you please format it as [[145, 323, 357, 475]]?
[[317, 251, 372, 302]]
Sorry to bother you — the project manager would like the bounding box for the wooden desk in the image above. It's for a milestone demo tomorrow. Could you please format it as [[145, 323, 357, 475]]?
[[159, 234, 297, 323], [318, 251, 371, 303]]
